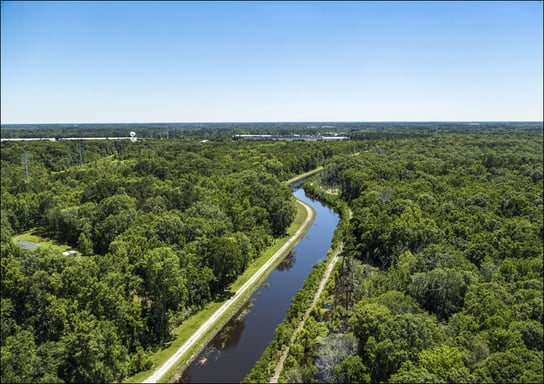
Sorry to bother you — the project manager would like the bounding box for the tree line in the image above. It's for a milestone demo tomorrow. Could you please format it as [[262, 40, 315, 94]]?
[[2, 125, 542, 382], [267, 128, 543, 383], [2, 138, 356, 382]]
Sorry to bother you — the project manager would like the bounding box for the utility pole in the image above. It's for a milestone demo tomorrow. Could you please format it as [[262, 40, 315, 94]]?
[[78, 144, 83, 167]]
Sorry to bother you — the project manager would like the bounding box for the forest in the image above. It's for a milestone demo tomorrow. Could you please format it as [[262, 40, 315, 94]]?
[[0, 132, 360, 382], [249, 126, 543, 383], [1, 123, 543, 383]]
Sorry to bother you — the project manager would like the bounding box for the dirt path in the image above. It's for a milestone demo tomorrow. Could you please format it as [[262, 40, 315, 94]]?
[[285, 166, 324, 185], [142, 199, 314, 384], [269, 243, 343, 383]]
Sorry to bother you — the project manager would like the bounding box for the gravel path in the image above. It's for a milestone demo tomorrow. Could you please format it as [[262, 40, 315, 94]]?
[[269, 243, 343, 383], [142, 199, 314, 384]]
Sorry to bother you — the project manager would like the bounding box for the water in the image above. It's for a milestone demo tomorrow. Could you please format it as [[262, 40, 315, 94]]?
[[179, 188, 339, 383]]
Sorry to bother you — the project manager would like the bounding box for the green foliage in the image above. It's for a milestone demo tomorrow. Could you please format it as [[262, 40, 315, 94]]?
[[3, 136, 341, 382], [58, 312, 128, 383], [76, 232, 93, 255], [409, 268, 468, 320], [475, 348, 543, 383], [350, 302, 392, 346], [2, 125, 542, 382], [284, 127, 543, 382], [389, 361, 445, 384], [140, 247, 188, 345], [1, 329, 45, 383], [418, 345, 466, 380], [244, 247, 334, 383], [334, 355, 370, 383]]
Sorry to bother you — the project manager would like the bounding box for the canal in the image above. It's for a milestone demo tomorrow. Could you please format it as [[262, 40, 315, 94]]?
[[179, 186, 339, 383]]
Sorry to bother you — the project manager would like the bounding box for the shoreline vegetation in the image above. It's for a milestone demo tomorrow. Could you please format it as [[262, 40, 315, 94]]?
[[244, 178, 351, 383], [254, 130, 543, 383], [125, 170, 321, 383], [2, 124, 541, 384]]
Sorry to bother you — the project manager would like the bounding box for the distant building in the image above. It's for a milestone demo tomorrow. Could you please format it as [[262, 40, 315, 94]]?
[[233, 134, 349, 142], [233, 134, 273, 140], [62, 250, 78, 256], [321, 136, 350, 141]]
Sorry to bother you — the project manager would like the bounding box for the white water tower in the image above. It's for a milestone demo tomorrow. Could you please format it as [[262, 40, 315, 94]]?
[[129, 131, 137, 143]]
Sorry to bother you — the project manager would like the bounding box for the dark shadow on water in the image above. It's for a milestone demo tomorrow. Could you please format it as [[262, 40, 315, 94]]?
[[211, 298, 255, 351], [177, 187, 339, 384], [211, 318, 244, 351], [276, 250, 297, 272], [178, 299, 256, 383]]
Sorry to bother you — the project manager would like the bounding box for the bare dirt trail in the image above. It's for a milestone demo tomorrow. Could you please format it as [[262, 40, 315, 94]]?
[[143, 199, 314, 384], [270, 208, 351, 383], [269, 243, 343, 383]]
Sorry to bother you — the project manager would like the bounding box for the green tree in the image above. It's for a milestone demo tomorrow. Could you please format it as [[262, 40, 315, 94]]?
[[140, 247, 188, 345], [199, 236, 248, 294], [389, 361, 444, 384], [154, 212, 185, 245], [350, 303, 392, 347], [334, 355, 370, 383], [58, 312, 128, 383], [1, 329, 42, 383], [418, 345, 466, 380], [475, 348, 543, 384], [410, 268, 468, 320], [77, 232, 93, 255]]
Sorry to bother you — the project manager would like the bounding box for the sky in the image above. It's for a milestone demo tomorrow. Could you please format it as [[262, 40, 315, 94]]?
[[1, 1, 543, 123]]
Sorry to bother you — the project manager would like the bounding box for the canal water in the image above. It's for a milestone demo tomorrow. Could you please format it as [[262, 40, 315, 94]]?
[[179, 187, 339, 383]]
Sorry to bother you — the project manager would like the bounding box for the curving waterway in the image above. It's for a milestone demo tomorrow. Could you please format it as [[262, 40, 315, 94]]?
[[179, 185, 339, 383]]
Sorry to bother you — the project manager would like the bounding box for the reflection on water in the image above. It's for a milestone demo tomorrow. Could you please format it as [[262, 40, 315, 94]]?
[[179, 299, 255, 383], [276, 250, 297, 272], [178, 188, 339, 383], [211, 299, 254, 351]]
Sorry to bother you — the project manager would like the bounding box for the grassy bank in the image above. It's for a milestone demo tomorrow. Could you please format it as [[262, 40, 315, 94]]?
[[125, 198, 314, 383], [245, 181, 351, 383]]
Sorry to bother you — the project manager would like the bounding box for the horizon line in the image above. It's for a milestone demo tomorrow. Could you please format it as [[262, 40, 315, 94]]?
[[2, 120, 543, 126]]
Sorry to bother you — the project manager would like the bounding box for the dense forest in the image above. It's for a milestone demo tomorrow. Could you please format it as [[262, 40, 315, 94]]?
[[0, 133, 363, 382], [260, 127, 543, 383], [1, 123, 543, 383]]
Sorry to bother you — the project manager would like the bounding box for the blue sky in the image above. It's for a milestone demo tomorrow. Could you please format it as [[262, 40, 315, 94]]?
[[1, 1, 542, 123]]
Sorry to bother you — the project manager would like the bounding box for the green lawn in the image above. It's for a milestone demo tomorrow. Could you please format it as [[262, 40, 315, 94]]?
[[13, 231, 73, 254]]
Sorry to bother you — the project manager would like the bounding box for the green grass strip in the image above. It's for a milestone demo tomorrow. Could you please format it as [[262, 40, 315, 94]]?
[[125, 199, 313, 383]]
